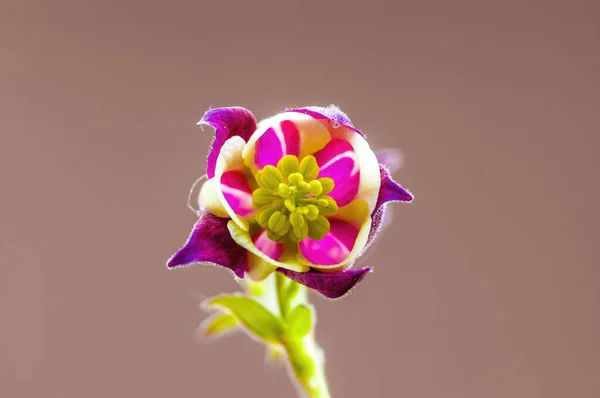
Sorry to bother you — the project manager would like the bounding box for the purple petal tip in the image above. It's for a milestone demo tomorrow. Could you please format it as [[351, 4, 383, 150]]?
[[286, 105, 365, 136], [277, 267, 372, 299], [199, 107, 256, 179], [375, 165, 413, 212], [167, 213, 247, 278]]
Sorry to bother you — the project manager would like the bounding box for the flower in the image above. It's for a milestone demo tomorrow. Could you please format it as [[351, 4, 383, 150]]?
[[167, 105, 413, 299]]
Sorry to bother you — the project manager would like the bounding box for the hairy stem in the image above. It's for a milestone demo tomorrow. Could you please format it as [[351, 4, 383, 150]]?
[[275, 273, 331, 398]]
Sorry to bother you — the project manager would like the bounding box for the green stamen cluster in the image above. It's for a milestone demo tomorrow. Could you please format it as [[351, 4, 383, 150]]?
[[252, 155, 338, 242]]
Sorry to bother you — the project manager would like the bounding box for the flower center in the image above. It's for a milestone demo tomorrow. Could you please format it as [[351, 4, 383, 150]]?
[[252, 155, 339, 242]]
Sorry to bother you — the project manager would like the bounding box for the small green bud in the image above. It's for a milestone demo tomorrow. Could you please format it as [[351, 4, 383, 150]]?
[[317, 177, 335, 195], [267, 230, 281, 242], [254, 171, 265, 187], [305, 204, 319, 220], [278, 183, 291, 198], [277, 215, 289, 235], [284, 198, 296, 212], [278, 220, 291, 236], [277, 155, 299, 177], [256, 207, 276, 227], [252, 188, 276, 206], [298, 181, 311, 194], [292, 223, 309, 241], [317, 196, 338, 216], [261, 165, 283, 189], [288, 173, 304, 186], [297, 206, 309, 215], [309, 180, 323, 196], [268, 211, 288, 234], [299, 155, 320, 181], [289, 211, 305, 228], [316, 198, 329, 207], [307, 215, 330, 241]]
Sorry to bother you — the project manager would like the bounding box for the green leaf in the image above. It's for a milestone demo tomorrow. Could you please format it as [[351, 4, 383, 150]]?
[[207, 295, 284, 343], [287, 304, 313, 339], [202, 312, 238, 337]]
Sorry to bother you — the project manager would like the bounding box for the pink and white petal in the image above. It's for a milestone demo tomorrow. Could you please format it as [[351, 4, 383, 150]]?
[[246, 230, 284, 281], [242, 112, 331, 172], [293, 200, 373, 269], [332, 127, 381, 213], [297, 211, 373, 270], [254, 229, 285, 261], [277, 266, 372, 299], [314, 138, 360, 207], [198, 107, 257, 179], [198, 177, 229, 218], [299, 220, 360, 266], [334, 199, 379, 262], [253, 120, 301, 169], [221, 170, 255, 218], [166, 213, 247, 278], [212, 136, 252, 231], [227, 221, 310, 273]]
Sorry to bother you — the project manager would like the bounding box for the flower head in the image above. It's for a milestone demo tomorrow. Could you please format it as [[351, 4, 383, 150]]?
[[167, 105, 413, 299]]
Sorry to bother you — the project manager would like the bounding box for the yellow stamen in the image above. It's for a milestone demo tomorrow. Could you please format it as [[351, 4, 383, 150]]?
[[252, 155, 338, 242]]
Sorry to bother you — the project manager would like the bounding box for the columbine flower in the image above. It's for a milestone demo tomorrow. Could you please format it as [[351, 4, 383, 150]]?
[[167, 105, 413, 298]]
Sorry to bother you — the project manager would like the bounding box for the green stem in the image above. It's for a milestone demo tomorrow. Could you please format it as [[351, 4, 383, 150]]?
[[275, 271, 290, 318], [282, 335, 331, 398], [274, 274, 331, 398]]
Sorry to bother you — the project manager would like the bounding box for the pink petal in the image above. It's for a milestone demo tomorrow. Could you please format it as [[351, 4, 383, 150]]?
[[254, 120, 300, 168], [199, 107, 257, 179], [313, 138, 360, 207], [299, 220, 359, 266], [253, 230, 284, 261], [220, 170, 254, 217]]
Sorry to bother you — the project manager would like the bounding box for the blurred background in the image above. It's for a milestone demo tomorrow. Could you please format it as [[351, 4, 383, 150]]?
[[1, 0, 599, 397]]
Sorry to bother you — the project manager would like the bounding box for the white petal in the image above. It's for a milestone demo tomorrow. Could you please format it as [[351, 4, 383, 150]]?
[[212, 136, 251, 231], [330, 127, 381, 214]]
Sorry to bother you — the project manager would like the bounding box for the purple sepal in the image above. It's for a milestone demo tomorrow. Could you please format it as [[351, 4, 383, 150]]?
[[166, 213, 247, 278], [366, 205, 387, 249], [199, 107, 257, 179], [365, 165, 413, 249], [374, 165, 413, 213], [277, 267, 372, 299], [286, 105, 365, 137]]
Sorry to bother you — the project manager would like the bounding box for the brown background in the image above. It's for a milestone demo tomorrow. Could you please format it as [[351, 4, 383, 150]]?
[[1, 0, 599, 397]]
